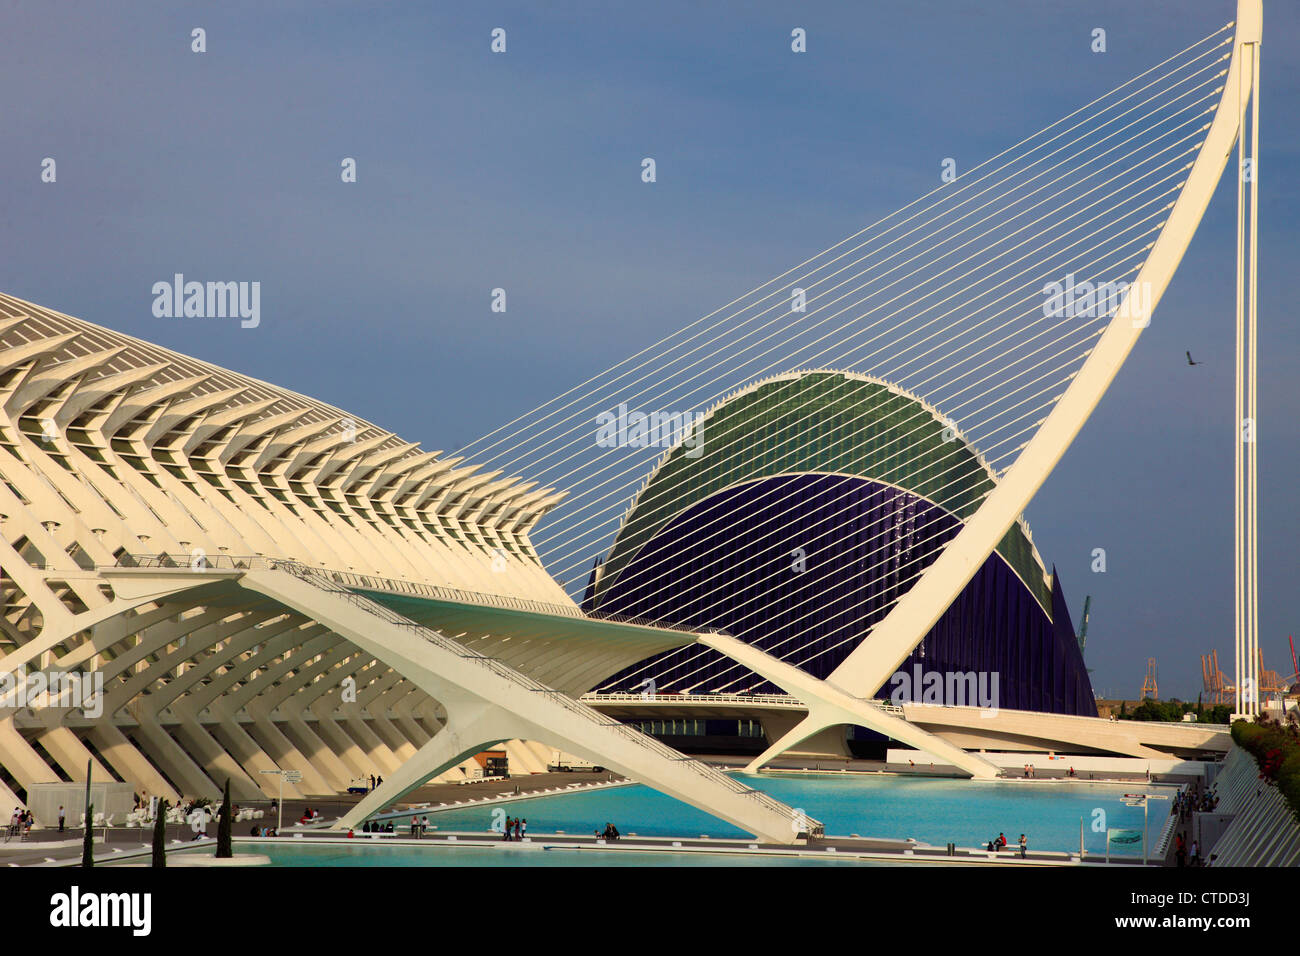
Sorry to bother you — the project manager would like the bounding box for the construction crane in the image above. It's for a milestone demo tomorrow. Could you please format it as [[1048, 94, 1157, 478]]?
[[1257, 648, 1285, 698], [1076, 595, 1094, 674], [1141, 657, 1158, 700], [1076, 595, 1091, 653], [1201, 649, 1235, 706]]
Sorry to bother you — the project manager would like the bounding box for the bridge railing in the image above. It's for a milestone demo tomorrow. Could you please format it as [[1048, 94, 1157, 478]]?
[[581, 692, 904, 717], [582, 692, 806, 708], [112, 554, 704, 635]]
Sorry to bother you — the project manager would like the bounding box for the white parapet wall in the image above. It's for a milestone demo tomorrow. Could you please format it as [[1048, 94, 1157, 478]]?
[[886, 749, 1211, 779], [1204, 745, 1300, 867]]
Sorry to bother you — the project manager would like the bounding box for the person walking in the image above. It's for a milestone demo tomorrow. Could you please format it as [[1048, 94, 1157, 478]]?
[[58, 805, 65, 833]]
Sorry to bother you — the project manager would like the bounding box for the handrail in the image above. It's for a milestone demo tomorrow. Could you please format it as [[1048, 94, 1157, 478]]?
[[110, 554, 704, 635], [582, 691, 904, 716], [582, 692, 805, 707]]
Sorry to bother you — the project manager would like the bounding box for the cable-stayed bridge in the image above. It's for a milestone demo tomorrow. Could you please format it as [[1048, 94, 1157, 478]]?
[[0, 0, 1262, 841], [457, 0, 1264, 759]]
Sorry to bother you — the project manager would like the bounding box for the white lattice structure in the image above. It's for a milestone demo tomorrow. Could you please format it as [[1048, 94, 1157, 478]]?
[[0, 292, 809, 843]]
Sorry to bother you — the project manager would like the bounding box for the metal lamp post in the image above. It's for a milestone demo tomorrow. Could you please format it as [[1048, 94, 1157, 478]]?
[[259, 768, 303, 833]]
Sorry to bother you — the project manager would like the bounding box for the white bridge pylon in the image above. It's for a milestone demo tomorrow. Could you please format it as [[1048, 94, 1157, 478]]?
[[750, 0, 1264, 767]]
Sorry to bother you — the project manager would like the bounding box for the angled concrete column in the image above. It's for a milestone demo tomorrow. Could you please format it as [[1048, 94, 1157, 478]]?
[[338, 704, 510, 829], [280, 713, 359, 786], [698, 631, 998, 778], [240, 708, 343, 794], [129, 721, 221, 798], [31, 726, 113, 783], [85, 724, 179, 801], [0, 718, 61, 787], [307, 715, 373, 780], [172, 716, 265, 801]]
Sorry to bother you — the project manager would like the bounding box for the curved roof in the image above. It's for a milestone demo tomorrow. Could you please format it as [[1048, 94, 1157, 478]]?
[[593, 369, 1051, 612]]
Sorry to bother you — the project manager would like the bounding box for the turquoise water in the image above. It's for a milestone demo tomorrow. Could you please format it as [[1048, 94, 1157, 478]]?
[[233, 842, 872, 867], [398, 773, 1171, 856]]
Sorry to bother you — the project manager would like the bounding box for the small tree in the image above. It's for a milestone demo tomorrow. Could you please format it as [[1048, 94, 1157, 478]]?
[[80, 759, 93, 868], [81, 802, 94, 868], [216, 778, 232, 858], [151, 799, 168, 868]]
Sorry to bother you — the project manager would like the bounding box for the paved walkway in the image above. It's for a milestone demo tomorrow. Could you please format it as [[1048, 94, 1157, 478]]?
[[4, 764, 1191, 867], [1, 770, 618, 866]]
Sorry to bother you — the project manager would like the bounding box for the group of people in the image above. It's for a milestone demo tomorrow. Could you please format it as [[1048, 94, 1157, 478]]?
[[598, 822, 621, 842], [355, 815, 433, 836], [1170, 787, 1217, 866], [500, 817, 527, 841], [1174, 832, 1201, 867], [985, 831, 1029, 858], [1020, 764, 1080, 778], [249, 825, 279, 837], [298, 806, 322, 825], [1174, 789, 1216, 821], [367, 774, 384, 791], [6, 807, 33, 839]]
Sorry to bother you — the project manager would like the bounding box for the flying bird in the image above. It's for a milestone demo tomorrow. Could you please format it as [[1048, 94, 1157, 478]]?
[[1186, 351, 1202, 366]]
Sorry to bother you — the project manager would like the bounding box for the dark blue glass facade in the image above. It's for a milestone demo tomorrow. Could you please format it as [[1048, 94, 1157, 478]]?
[[588, 472, 1096, 717]]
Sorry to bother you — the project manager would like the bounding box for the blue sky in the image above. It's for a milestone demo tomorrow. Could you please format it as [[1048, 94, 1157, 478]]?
[[2, 0, 1297, 699]]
